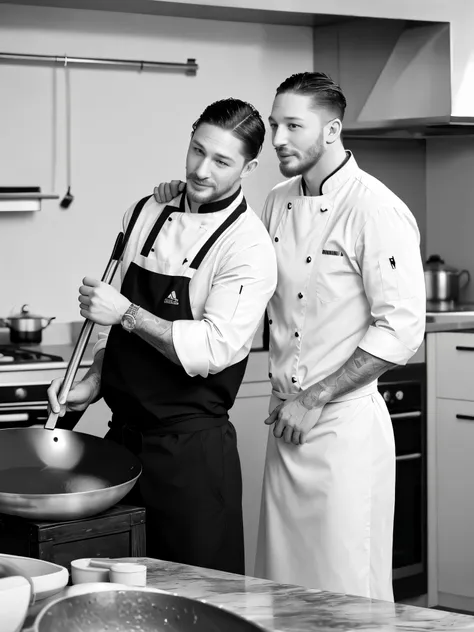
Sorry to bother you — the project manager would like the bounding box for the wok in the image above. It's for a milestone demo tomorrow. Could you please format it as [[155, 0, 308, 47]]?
[[0, 230, 142, 521], [0, 428, 141, 520], [34, 589, 265, 632]]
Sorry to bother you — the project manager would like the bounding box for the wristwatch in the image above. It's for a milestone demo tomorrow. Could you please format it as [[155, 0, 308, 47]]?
[[121, 303, 140, 333]]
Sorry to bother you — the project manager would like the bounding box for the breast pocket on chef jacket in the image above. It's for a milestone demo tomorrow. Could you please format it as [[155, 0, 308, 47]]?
[[315, 252, 353, 303]]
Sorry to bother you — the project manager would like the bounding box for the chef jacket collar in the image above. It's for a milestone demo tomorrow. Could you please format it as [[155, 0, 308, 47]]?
[[181, 185, 242, 214], [301, 151, 357, 197]]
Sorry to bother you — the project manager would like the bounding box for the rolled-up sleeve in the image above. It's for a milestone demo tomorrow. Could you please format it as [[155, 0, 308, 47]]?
[[356, 204, 426, 365], [172, 240, 277, 377]]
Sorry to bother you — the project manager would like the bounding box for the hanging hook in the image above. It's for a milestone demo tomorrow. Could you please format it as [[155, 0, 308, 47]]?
[[64, 54, 68, 67]]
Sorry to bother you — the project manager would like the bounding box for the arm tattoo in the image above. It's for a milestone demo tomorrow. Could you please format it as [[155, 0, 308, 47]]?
[[301, 347, 395, 410], [133, 308, 181, 366]]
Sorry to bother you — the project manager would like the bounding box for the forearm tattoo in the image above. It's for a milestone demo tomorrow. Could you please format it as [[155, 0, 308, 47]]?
[[134, 308, 181, 366], [301, 347, 395, 410]]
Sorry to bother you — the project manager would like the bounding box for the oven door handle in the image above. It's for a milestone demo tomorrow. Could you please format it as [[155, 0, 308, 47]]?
[[396, 452, 422, 462], [0, 412, 31, 423], [390, 411, 421, 420]]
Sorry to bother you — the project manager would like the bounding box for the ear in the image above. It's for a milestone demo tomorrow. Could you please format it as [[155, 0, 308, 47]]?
[[325, 118, 342, 145], [241, 158, 259, 179]]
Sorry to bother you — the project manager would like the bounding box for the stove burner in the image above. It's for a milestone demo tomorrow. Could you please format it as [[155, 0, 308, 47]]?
[[0, 345, 63, 364]]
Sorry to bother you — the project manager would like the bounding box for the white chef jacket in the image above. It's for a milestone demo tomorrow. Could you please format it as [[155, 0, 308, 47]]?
[[94, 189, 277, 377], [262, 151, 426, 402]]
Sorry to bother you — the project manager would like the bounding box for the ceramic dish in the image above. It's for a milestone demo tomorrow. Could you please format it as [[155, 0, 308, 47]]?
[[0, 554, 68, 601]]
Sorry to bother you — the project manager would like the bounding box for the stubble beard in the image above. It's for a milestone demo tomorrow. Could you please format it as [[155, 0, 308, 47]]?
[[278, 138, 325, 178]]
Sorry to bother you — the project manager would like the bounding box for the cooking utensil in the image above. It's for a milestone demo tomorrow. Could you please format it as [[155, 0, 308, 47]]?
[[45, 230, 124, 431], [34, 588, 265, 632], [424, 254, 470, 301], [0, 427, 141, 520], [0, 231, 142, 521], [60, 66, 74, 209], [0, 305, 55, 344]]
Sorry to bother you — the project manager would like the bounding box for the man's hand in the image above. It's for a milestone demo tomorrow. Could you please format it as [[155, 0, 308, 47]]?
[[78, 277, 130, 325], [264, 394, 323, 446], [47, 376, 100, 417], [153, 180, 185, 204]]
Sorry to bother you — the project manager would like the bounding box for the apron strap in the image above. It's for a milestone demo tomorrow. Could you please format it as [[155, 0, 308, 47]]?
[[190, 198, 247, 270], [140, 195, 185, 257], [123, 194, 153, 251]]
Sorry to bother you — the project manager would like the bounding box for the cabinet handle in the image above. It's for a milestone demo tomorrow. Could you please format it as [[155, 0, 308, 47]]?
[[455, 346, 474, 352], [456, 414, 474, 421], [390, 411, 421, 420], [396, 453, 422, 462]]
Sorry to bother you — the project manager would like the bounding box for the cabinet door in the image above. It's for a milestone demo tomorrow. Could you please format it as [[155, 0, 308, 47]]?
[[229, 387, 270, 577], [436, 333, 474, 401], [437, 398, 474, 598]]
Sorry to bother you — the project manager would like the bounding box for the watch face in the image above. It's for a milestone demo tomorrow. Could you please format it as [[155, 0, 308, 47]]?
[[122, 314, 135, 331]]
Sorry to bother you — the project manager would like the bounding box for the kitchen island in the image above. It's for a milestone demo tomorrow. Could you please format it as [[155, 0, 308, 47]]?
[[23, 557, 474, 632]]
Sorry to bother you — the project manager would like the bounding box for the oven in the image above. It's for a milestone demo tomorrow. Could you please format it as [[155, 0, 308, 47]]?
[[0, 346, 80, 430], [378, 362, 427, 601]]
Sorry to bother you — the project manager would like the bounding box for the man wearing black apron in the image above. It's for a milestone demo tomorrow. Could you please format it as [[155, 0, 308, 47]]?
[[48, 98, 277, 575]]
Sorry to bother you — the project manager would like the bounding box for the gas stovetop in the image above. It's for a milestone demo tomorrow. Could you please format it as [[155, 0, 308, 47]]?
[[0, 345, 64, 365]]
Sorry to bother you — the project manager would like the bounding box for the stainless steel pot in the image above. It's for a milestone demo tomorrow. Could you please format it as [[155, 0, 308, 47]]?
[[424, 254, 470, 301], [0, 304, 55, 344]]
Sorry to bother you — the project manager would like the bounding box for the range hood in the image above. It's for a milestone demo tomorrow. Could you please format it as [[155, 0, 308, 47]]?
[[343, 22, 474, 139]]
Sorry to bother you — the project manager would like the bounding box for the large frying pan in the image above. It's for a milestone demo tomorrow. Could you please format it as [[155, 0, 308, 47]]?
[[0, 231, 142, 521]]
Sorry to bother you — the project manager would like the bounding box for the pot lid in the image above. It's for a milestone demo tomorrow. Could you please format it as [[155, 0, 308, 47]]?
[[425, 254, 459, 273], [9, 304, 50, 320]]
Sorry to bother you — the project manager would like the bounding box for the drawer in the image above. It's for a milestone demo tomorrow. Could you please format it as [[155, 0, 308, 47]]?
[[436, 333, 474, 401]]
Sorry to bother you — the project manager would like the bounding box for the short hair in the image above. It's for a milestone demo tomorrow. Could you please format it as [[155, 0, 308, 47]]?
[[192, 98, 265, 162], [276, 72, 347, 121]]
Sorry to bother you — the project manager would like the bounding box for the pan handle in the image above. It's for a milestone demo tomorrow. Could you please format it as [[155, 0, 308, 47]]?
[[45, 232, 125, 431]]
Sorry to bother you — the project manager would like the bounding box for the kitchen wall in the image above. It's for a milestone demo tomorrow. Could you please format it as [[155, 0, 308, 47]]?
[[345, 138, 427, 257], [0, 3, 313, 322], [426, 138, 474, 303]]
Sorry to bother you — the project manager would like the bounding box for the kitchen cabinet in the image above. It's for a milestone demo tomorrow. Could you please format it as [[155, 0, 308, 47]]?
[[427, 332, 474, 611], [228, 353, 271, 576]]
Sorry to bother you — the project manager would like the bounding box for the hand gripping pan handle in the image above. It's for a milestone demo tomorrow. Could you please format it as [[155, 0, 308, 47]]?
[[45, 232, 126, 431]]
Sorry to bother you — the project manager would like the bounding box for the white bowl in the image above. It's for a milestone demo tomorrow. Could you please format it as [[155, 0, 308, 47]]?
[[70, 558, 110, 584], [0, 554, 68, 601], [0, 575, 31, 632]]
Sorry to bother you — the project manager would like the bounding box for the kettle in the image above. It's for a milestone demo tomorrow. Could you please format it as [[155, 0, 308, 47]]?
[[424, 255, 470, 302], [0, 304, 55, 344]]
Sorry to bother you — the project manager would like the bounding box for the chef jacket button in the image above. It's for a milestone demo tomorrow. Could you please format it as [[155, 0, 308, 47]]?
[[306, 256, 312, 263], [269, 372, 273, 378], [268, 319, 273, 325], [298, 292, 303, 299], [291, 377, 297, 383], [168, 217, 172, 221], [295, 331, 299, 337], [274, 237, 279, 242], [287, 202, 292, 210]]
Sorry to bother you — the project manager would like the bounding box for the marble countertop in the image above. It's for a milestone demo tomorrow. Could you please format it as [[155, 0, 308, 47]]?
[[23, 557, 474, 632]]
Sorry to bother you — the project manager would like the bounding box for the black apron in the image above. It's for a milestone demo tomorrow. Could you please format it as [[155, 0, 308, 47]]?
[[102, 193, 248, 574]]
